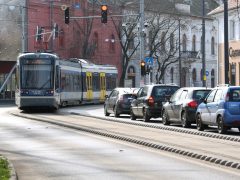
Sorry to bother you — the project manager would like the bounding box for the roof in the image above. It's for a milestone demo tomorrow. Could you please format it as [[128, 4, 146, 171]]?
[[111, 0, 219, 17], [208, 0, 238, 15]]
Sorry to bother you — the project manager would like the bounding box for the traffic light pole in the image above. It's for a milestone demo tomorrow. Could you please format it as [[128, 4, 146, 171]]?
[[140, 0, 145, 85]]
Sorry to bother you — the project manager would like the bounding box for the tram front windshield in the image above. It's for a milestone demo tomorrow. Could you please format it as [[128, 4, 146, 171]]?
[[20, 58, 54, 89]]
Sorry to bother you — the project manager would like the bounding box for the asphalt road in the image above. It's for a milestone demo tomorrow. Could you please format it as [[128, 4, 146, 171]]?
[[0, 105, 240, 180]]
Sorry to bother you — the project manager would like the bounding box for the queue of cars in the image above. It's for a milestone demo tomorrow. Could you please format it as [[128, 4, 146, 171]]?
[[104, 84, 240, 134]]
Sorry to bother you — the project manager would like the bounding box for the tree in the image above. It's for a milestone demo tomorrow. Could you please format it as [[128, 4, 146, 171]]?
[[111, 15, 140, 87], [146, 13, 180, 84]]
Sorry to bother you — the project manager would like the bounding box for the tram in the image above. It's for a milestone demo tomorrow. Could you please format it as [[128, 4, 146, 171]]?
[[15, 52, 118, 110]]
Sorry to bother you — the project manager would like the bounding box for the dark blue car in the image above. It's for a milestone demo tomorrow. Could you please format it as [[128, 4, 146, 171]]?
[[196, 85, 240, 134]]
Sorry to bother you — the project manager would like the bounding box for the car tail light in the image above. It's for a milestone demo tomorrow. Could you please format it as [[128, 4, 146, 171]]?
[[119, 95, 124, 103], [187, 100, 198, 108], [148, 96, 154, 107], [225, 92, 229, 101]]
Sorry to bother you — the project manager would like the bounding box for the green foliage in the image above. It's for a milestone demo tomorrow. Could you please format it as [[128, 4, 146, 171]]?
[[0, 157, 10, 180]]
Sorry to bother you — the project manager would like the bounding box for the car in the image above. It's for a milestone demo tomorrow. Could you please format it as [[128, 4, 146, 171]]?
[[104, 88, 138, 117], [196, 84, 240, 134], [162, 87, 211, 128], [130, 84, 179, 122]]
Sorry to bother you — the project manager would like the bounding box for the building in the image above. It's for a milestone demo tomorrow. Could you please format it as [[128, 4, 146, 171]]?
[[0, 0, 23, 100], [0, 0, 123, 100], [123, 0, 220, 88], [209, 0, 240, 86]]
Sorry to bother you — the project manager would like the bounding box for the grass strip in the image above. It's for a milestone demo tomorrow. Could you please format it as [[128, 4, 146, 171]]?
[[0, 157, 10, 180]]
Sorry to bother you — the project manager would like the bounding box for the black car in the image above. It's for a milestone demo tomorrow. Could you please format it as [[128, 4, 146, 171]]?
[[104, 88, 138, 117], [162, 87, 211, 128], [130, 84, 179, 122]]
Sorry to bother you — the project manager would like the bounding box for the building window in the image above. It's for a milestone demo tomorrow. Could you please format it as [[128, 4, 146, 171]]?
[[170, 67, 174, 83], [211, 37, 215, 55], [192, 68, 196, 83], [93, 32, 98, 50], [59, 29, 64, 48], [129, 33, 134, 49], [211, 69, 215, 88], [230, 20, 235, 40], [170, 33, 174, 51], [230, 63, 236, 85], [182, 34, 187, 51], [192, 35, 196, 52], [200, 69, 203, 81], [160, 32, 166, 52]]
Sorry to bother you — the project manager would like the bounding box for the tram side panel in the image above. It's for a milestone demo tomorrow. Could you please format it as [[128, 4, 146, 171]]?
[[59, 65, 83, 106]]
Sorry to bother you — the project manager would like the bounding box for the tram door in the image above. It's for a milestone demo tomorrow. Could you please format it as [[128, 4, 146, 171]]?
[[100, 73, 106, 102], [86, 72, 93, 101]]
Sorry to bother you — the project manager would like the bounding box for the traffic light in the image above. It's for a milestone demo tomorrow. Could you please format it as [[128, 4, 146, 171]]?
[[141, 60, 146, 76], [65, 7, 70, 24], [101, 5, 108, 23]]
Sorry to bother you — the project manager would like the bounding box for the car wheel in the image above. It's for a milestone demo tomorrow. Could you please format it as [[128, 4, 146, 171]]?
[[104, 105, 110, 116], [143, 108, 150, 122], [217, 116, 227, 134], [181, 111, 191, 128], [130, 108, 136, 120], [162, 110, 170, 125], [114, 106, 120, 117], [196, 113, 205, 131]]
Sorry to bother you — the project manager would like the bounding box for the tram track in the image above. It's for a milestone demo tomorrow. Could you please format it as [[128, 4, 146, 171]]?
[[71, 112, 240, 143], [11, 110, 240, 171]]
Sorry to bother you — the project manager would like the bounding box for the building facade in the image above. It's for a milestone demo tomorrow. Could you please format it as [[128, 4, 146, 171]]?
[[0, 0, 123, 100], [210, 0, 240, 86], [123, 0, 219, 88]]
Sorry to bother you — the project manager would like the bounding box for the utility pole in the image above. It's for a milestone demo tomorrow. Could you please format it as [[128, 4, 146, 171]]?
[[224, 0, 229, 84], [140, 0, 145, 85], [178, 19, 181, 87], [202, 0, 206, 87]]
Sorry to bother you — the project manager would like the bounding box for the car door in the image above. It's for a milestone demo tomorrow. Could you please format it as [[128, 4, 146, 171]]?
[[201, 89, 217, 124], [132, 87, 143, 116], [210, 89, 223, 124], [173, 90, 188, 121], [166, 89, 183, 120], [137, 86, 148, 116], [108, 90, 118, 113]]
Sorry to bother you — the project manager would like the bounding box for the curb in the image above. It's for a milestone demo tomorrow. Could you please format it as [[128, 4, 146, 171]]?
[[11, 111, 240, 171]]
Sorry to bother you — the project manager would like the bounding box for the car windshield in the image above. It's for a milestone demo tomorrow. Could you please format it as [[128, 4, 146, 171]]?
[[193, 90, 211, 100], [229, 89, 240, 102], [152, 86, 179, 99]]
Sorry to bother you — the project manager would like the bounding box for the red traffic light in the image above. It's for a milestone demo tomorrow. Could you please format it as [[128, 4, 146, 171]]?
[[141, 61, 145, 66], [101, 5, 108, 23], [101, 5, 108, 11]]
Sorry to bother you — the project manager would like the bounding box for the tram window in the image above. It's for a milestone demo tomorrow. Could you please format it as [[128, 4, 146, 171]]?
[[82, 74, 86, 92], [106, 75, 116, 91], [55, 66, 60, 90], [93, 74, 100, 91]]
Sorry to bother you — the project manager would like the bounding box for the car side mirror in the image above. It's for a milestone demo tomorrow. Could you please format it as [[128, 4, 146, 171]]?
[[165, 95, 171, 102], [203, 99, 207, 104]]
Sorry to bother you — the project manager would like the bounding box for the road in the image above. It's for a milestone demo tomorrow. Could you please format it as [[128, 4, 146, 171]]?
[[0, 104, 240, 179]]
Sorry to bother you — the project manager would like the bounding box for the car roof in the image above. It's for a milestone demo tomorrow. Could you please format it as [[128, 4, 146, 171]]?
[[143, 84, 179, 88], [179, 87, 212, 91], [114, 88, 137, 94]]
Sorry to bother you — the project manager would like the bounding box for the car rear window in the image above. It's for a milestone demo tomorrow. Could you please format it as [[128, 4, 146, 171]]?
[[122, 94, 136, 102], [152, 86, 179, 99], [192, 90, 211, 100], [229, 89, 240, 102]]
